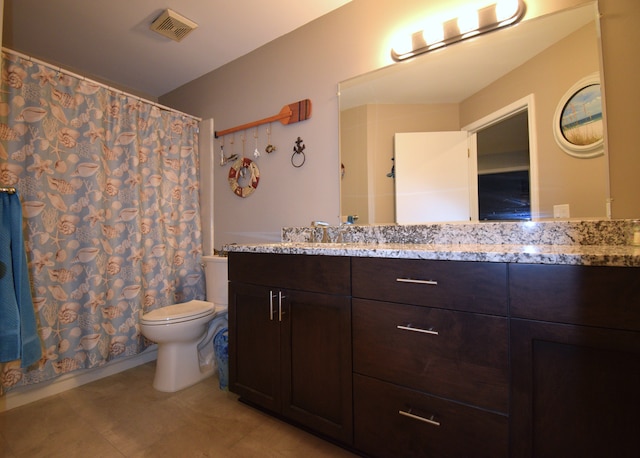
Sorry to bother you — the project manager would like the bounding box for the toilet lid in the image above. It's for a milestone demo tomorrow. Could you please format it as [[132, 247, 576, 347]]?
[[141, 300, 215, 323]]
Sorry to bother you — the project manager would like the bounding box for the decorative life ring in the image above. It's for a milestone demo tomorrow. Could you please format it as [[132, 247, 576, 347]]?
[[228, 157, 260, 197]]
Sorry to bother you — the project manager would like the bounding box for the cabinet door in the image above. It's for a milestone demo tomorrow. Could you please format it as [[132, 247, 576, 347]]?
[[229, 282, 281, 411], [281, 289, 353, 444], [511, 318, 640, 458]]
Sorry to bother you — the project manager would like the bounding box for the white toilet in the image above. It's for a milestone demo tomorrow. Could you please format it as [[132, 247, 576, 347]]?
[[140, 255, 228, 392]]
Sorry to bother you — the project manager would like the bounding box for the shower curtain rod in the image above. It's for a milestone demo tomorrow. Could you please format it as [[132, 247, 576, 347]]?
[[0, 187, 17, 194], [2, 47, 202, 122]]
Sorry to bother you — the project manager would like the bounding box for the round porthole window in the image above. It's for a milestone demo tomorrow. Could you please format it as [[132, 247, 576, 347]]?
[[553, 73, 604, 158]]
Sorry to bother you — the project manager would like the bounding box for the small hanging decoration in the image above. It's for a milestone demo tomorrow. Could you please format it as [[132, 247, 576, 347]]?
[[240, 133, 247, 178], [229, 135, 237, 161], [219, 136, 238, 166], [386, 157, 395, 178], [253, 128, 261, 158], [265, 124, 276, 154], [228, 157, 260, 197], [291, 136, 306, 168]]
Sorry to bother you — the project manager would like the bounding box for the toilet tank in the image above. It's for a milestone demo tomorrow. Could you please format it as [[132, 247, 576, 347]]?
[[202, 255, 228, 306]]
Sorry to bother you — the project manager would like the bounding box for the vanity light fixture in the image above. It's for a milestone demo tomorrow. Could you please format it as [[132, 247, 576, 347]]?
[[391, 0, 526, 61]]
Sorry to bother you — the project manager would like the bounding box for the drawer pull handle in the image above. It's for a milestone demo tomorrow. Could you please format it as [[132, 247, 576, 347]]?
[[399, 409, 441, 427], [270, 291, 286, 321], [396, 278, 438, 286], [278, 291, 286, 322], [269, 291, 277, 321], [397, 324, 439, 335]]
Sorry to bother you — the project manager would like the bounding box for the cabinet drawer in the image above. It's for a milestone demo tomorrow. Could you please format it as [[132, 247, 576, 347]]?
[[228, 252, 350, 295], [354, 374, 508, 458], [352, 257, 507, 315], [510, 264, 640, 331], [353, 298, 509, 412]]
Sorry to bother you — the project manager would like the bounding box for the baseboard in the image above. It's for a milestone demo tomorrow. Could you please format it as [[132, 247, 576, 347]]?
[[0, 347, 158, 413]]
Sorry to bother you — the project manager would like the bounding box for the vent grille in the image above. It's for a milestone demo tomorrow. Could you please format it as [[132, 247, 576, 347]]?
[[150, 9, 198, 42]]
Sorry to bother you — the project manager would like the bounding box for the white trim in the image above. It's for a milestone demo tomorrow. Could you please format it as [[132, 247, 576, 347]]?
[[462, 94, 539, 219], [468, 132, 478, 221], [199, 119, 215, 255], [0, 348, 157, 413]]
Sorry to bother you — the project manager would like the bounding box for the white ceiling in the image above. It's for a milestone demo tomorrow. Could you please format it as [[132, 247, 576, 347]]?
[[2, 0, 351, 98]]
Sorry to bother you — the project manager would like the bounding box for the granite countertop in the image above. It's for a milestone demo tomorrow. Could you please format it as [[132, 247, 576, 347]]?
[[223, 221, 640, 267], [225, 242, 640, 267]]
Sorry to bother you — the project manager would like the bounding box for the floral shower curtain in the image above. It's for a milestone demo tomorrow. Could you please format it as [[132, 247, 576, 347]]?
[[0, 50, 205, 394]]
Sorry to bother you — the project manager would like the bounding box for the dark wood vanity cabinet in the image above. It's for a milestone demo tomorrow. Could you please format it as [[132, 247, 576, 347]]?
[[509, 264, 640, 458], [228, 252, 353, 444], [351, 257, 510, 458], [229, 252, 640, 457]]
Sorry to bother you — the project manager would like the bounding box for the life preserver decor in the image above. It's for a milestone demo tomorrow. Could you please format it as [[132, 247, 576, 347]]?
[[228, 157, 260, 197]]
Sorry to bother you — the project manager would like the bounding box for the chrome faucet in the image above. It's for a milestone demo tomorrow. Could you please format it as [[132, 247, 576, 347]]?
[[311, 221, 330, 243]]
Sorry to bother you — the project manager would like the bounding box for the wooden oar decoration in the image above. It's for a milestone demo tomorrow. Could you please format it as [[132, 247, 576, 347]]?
[[214, 99, 312, 138]]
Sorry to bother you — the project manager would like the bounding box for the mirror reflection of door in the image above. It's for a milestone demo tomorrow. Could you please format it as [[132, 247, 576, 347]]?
[[394, 106, 534, 224], [394, 131, 470, 224], [476, 110, 531, 221]]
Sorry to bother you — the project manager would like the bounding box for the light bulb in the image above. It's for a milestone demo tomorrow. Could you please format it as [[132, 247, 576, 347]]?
[[496, 0, 519, 22], [422, 22, 444, 45], [458, 10, 479, 35], [391, 34, 413, 57]]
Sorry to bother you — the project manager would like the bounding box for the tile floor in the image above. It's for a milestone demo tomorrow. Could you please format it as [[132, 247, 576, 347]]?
[[0, 362, 358, 457]]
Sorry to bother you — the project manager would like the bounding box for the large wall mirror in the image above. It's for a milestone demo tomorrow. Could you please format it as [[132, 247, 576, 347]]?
[[339, 2, 609, 225]]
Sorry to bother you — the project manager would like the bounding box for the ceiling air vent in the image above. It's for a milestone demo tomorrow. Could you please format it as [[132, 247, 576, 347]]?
[[150, 9, 198, 42]]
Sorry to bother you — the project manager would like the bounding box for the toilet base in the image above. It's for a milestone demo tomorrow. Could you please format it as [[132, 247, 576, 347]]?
[[153, 341, 215, 392]]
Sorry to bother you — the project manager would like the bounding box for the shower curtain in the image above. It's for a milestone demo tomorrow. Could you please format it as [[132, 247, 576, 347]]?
[[0, 50, 205, 394]]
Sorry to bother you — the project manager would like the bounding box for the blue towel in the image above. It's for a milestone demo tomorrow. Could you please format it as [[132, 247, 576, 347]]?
[[0, 192, 42, 368]]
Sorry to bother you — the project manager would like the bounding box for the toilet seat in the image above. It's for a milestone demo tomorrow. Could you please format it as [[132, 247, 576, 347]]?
[[141, 300, 215, 325]]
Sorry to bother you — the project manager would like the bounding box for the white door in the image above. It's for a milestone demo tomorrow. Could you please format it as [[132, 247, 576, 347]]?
[[394, 131, 472, 224]]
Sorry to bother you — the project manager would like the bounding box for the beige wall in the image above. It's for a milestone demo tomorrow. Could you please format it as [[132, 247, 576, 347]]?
[[160, 0, 640, 247], [340, 105, 369, 224]]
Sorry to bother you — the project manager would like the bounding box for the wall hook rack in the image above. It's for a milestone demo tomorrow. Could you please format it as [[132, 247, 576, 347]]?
[[214, 99, 312, 138]]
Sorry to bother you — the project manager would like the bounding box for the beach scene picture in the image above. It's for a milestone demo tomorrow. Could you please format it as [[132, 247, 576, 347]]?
[[560, 83, 603, 146]]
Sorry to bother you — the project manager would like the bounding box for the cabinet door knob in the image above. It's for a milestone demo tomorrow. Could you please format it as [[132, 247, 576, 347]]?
[[397, 324, 439, 335]]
